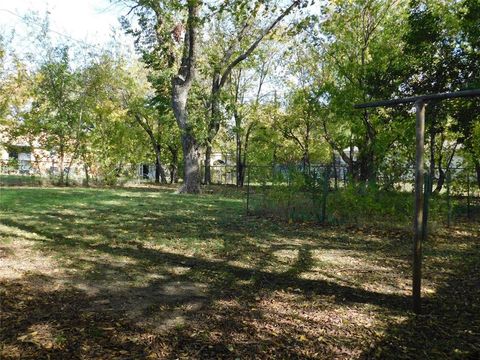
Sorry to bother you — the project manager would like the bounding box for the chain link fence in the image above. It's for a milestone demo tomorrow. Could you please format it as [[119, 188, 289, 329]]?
[[0, 160, 176, 186], [245, 164, 479, 228], [2, 158, 478, 229]]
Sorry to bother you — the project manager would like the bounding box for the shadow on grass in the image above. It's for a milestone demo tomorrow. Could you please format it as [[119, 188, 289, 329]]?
[[0, 277, 148, 359], [1, 272, 364, 359], [1, 188, 478, 358], [0, 221, 410, 358], [1, 215, 409, 311], [362, 234, 480, 360]]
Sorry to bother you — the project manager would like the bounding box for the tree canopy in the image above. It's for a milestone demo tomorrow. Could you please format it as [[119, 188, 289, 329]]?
[[1, 0, 478, 189]]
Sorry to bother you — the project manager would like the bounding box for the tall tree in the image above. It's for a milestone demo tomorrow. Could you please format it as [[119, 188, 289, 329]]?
[[226, 49, 273, 186], [313, 0, 408, 183], [455, 0, 480, 187], [403, 0, 463, 192], [202, 0, 305, 184], [122, 0, 202, 193], [27, 46, 82, 184]]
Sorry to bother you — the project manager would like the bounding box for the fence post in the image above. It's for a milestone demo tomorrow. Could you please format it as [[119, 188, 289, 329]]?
[[446, 170, 451, 228], [413, 99, 426, 315]]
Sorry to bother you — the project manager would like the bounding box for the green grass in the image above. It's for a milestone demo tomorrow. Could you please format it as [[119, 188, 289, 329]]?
[[0, 186, 479, 359], [0, 174, 43, 186]]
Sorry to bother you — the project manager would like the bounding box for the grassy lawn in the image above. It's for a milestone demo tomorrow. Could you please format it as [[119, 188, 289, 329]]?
[[0, 175, 43, 187], [0, 187, 479, 359]]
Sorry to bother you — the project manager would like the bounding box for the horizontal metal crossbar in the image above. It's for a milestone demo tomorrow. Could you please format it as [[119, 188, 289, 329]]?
[[354, 89, 480, 109]]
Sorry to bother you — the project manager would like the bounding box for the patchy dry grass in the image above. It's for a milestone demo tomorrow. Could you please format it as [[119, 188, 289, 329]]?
[[0, 186, 479, 359]]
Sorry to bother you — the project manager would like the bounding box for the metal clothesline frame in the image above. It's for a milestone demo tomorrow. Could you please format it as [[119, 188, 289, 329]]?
[[355, 88, 480, 314]]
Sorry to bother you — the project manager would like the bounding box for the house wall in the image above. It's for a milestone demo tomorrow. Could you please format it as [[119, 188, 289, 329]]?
[[0, 147, 8, 162], [206, 152, 235, 166], [0, 144, 85, 177]]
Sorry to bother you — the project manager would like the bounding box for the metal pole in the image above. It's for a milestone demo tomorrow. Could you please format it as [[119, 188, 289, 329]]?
[[354, 89, 480, 109], [413, 100, 426, 314]]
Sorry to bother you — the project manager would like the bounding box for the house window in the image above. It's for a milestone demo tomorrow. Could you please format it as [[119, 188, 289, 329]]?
[[8, 150, 18, 160], [142, 164, 149, 179]]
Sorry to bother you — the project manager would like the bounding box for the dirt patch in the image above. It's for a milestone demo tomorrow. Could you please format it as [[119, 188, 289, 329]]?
[[0, 224, 62, 285]]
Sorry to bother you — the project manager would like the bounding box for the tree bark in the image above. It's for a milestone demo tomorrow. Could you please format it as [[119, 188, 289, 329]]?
[[180, 132, 200, 193], [171, 3, 200, 193], [303, 121, 310, 171], [359, 110, 376, 184], [204, 72, 221, 184], [358, 147, 375, 183], [475, 159, 480, 189], [173, 80, 201, 193]]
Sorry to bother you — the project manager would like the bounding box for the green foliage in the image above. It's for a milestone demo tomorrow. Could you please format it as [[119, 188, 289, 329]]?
[[247, 165, 478, 227], [1, 0, 479, 192], [327, 184, 413, 226]]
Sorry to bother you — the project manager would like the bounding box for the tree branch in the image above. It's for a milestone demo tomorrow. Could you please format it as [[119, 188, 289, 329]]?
[[219, 0, 300, 88]]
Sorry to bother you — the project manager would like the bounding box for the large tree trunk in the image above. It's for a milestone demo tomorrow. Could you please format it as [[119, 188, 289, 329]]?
[[436, 168, 446, 193], [180, 132, 200, 193], [358, 144, 375, 183], [173, 84, 200, 193], [173, 80, 200, 193], [359, 110, 376, 184], [170, 3, 200, 194]]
